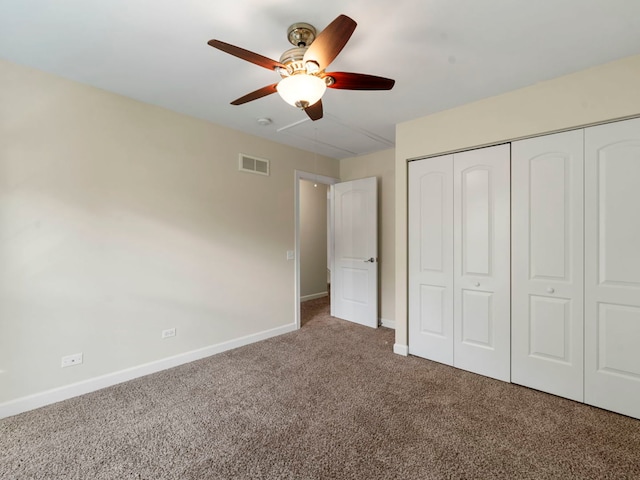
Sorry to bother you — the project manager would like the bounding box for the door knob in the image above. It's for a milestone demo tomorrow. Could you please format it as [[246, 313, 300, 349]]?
[[364, 257, 376, 263], [474, 282, 480, 287], [547, 287, 555, 294]]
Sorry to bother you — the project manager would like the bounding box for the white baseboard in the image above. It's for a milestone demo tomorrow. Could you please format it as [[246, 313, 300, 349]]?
[[0, 323, 297, 420], [380, 318, 395, 329], [300, 291, 328, 302], [393, 343, 409, 356]]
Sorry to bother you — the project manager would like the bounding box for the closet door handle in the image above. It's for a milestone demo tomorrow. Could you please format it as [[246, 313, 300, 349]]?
[[547, 287, 555, 294], [474, 282, 480, 287]]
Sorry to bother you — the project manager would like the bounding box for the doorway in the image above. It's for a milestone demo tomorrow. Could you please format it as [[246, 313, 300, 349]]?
[[294, 170, 338, 329]]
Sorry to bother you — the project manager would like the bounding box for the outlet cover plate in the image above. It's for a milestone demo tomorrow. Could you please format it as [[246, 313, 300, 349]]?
[[162, 328, 176, 339], [61, 353, 83, 368]]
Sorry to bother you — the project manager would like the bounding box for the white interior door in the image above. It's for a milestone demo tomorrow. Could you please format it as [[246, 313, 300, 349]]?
[[511, 130, 584, 401], [331, 177, 378, 328], [453, 144, 511, 382], [408, 156, 454, 364], [585, 118, 640, 419]]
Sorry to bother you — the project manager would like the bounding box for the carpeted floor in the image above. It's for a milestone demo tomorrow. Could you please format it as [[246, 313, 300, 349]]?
[[1, 296, 640, 479]]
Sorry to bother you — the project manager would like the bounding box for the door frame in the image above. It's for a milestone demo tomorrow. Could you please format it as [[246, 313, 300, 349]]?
[[294, 170, 339, 329]]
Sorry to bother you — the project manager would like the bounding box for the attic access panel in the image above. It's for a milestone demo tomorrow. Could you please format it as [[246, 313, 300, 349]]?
[[277, 115, 393, 158]]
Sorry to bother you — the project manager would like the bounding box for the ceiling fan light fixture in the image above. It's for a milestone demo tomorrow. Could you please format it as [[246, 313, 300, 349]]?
[[276, 74, 326, 109]]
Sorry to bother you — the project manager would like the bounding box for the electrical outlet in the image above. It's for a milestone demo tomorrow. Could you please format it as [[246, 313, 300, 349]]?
[[61, 353, 83, 368], [161, 327, 176, 339]]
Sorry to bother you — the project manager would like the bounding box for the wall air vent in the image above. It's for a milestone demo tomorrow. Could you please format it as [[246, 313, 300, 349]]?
[[239, 154, 270, 176]]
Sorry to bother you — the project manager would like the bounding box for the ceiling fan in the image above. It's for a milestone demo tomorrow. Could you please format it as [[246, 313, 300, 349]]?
[[207, 14, 395, 121]]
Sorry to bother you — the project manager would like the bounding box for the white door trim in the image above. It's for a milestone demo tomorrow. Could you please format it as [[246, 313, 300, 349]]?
[[294, 170, 339, 329]]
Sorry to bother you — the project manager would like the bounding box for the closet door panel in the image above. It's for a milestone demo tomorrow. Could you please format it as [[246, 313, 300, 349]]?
[[585, 117, 640, 419], [453, 144, 511, 382], [408, 156, 454, 364], [511, 130, 584, 401]]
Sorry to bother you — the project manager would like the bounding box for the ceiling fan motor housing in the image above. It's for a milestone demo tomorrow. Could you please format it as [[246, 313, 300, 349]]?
[[279, 47, 306, 75], [279, 46, 323, 78]]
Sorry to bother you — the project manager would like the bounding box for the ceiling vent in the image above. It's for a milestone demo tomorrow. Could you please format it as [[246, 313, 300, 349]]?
[[239, 154, 270, 176]]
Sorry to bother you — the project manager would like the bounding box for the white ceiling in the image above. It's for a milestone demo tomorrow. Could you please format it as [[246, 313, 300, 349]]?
[[2, 0, 640, 159]]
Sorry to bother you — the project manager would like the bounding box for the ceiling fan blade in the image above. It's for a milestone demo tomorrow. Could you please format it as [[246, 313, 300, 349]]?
[[303, 15, 357, 71], [208, 39, 285, 71], [305, 100, 323, 121], [325, 72, 395, 90], [231, 83, 279, 105]]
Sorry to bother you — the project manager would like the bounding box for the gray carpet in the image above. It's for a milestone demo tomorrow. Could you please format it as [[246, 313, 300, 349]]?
[[2, 296, 640, 479]]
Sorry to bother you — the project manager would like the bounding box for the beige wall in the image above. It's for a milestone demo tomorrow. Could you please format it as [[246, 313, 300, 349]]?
[[300, 180, 328, 298], [0, 59, 339, 405], [395, 54, 640, 349], [340, 149, 395, 324]]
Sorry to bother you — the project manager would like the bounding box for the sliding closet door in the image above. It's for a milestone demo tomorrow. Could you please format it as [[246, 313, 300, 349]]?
[[585, 117, 640, 419], [511, 130, 584, 401], [408, 156, 454, 364], [453, 144, 511, 382]]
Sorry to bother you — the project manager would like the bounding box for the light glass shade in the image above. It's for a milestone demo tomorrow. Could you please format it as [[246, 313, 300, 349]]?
[[276, 74, 326, 108]]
